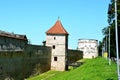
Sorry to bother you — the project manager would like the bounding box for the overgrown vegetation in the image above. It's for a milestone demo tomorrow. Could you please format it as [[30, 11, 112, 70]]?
[[27, 57, 117, 80]]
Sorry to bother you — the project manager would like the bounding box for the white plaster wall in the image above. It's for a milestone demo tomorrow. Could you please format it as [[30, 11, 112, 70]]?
[[51, 55, 66, 71], [46, 34, 67, 71], [46, 35, 66, 44], [78, 39, 98, 58]]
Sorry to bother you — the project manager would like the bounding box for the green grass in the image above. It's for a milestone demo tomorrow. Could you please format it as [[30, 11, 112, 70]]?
[[27, 57, 117, 80]]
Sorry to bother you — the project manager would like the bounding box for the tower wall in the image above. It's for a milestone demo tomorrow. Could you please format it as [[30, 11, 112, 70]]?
[[46, 34, 68, 71], [77, 39, 98, 58]]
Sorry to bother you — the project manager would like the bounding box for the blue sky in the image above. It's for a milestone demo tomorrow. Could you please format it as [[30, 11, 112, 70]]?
[[0, 0, 110, 49]]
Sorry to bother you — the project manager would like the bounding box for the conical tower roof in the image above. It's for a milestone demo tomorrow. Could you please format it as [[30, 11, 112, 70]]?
[[46, 20, 69, 35]]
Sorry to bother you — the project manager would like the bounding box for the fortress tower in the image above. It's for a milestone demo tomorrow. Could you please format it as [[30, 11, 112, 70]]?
[[46, 19, 69, 71], [77, 39, 98, 58]]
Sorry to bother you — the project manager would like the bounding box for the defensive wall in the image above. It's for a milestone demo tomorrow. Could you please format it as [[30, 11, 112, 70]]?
[[0, 44, 51, 80], [0, 45, 83, 80], [67, 49, 83, 65]]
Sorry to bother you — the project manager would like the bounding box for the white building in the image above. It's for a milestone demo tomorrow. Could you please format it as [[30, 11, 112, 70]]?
[[77, 39, 98, 58], [0, 30, 28, 52], [46, 19, 69, 71]]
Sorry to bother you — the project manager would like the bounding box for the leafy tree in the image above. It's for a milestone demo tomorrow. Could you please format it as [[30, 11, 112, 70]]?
[[98, 41, 103, 56], [101, 0, 120, 57]]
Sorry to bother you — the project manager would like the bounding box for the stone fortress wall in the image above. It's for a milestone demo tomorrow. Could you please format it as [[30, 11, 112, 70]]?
[[67, 49, 83, 64], [0, 45, 51, 80]]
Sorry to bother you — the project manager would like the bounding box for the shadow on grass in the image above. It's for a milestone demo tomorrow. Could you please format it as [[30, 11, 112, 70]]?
[[68, 62, 84, 70], [106, 78, 114, 80]]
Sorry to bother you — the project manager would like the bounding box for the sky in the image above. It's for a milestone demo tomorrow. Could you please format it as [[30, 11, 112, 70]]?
[[0, 0, 110, 49]]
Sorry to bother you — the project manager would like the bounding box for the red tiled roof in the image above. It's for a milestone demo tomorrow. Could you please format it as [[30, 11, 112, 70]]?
[[46, 20, 69, 35]]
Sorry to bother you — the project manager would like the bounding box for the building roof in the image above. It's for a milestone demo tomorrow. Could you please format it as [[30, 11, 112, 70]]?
[[0, 30, 28, 41], [46, 20, 69, 35]]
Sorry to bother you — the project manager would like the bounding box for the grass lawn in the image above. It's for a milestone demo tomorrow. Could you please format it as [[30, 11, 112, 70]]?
[[27, 57, 117, 80]]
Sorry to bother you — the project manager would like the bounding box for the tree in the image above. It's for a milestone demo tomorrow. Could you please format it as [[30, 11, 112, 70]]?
[[98, 41, 103, 56], [101, 0, 120, 57]]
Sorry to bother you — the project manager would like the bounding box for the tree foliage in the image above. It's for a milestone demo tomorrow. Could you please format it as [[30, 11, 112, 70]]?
[[101, 0, 120, 57]]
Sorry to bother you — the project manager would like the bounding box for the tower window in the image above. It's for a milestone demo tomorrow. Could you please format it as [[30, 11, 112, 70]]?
[[54, 57, 57, 61], [53, 45, 55, 49], [54, 37, 56, 40]]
